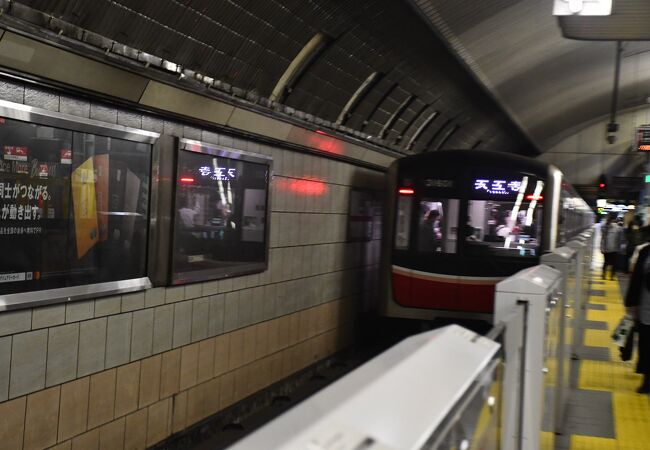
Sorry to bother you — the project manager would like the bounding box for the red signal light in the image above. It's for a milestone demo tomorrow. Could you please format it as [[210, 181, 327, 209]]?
[[599, 183, 605, 188], [398, 188, 414, 195], [526, 194, 544, 201], [180, 177, 195, 183]]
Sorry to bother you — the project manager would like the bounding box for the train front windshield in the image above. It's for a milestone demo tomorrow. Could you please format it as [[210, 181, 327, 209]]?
[[466, 199, 542, 258], [394, 173, 544, 259]]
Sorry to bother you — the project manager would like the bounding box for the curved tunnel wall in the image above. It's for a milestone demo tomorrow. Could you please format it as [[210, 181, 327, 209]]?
[[0, 0, 535, 155], [538, 106, 650, 192]]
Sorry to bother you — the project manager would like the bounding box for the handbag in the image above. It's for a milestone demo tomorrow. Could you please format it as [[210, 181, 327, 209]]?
[[612, 315, 634, 347], [620, 324, 635, 361]]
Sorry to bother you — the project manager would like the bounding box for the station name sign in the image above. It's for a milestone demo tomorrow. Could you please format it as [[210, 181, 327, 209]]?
[[636, 126, 650, 152]]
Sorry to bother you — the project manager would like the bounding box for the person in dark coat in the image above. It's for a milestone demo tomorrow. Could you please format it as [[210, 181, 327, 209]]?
[[624, 243, 650, 393], [601, 213, 623, 280], [625, 216, 644, 273], [418, 210, 441, 252]]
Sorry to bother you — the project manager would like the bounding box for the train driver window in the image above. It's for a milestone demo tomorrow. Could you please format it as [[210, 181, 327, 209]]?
[[417, 199, 459, 254], [466, 198, 543, 257]]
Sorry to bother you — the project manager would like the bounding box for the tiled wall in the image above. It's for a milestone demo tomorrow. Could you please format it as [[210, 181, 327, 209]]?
[[0, 79, 384, 449]]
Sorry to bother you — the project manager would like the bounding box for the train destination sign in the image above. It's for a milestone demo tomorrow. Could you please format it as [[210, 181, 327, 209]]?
[[473, 178, 524, 195], [636, 125, 650, 152]]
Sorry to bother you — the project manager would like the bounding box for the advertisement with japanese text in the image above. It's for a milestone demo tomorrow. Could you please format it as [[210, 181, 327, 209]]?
[[0, 116, 151, 297]]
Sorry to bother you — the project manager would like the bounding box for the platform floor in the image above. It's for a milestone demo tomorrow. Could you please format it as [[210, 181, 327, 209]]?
[[541, 269, 650, 450]]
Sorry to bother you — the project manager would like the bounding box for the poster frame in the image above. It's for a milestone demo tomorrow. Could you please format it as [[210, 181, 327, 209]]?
[[0, 100, 158, 311], [148, 138, 273, 287]]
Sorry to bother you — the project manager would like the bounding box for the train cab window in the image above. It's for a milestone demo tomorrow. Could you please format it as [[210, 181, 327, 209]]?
[[417, 198, 459, 254], [466, 199, 543, 257]]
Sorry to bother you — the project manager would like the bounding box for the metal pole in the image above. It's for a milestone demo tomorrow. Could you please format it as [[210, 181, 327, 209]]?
[[610, 41, 623, 124]]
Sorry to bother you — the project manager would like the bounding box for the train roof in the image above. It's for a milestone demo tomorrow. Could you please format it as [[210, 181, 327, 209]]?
[[394, 149, 551, 177]]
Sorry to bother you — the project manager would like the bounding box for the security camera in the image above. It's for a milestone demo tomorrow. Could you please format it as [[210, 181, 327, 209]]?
[[606, 122, 618, 145]]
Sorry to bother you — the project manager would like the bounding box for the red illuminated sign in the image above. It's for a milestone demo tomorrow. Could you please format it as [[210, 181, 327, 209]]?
[[180, 177, 195, 183], [398, 188, 414, 195], [525, 194, 544, 201], [3, 146, 28, 161]]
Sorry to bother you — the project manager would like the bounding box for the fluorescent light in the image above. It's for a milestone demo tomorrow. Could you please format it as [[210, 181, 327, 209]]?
[[553, 0, 612, 16]]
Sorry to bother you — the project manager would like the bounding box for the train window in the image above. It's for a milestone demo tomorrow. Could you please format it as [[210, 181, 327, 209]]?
[[417, 198, 459, 254], [394, 195, 412, 249], [466, 199, 543, 257]]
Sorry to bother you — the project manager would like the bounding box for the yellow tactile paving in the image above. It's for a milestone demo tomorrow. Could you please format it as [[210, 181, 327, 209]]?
[[541, 431, 555, 450], [568, 270, 650, 450], [583, 329, 616, 349], [570, 435, 618, 450], [579, 359, 640, 392]]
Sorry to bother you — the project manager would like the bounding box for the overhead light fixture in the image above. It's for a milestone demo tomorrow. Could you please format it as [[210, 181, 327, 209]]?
[[553, 0, 612, 16]]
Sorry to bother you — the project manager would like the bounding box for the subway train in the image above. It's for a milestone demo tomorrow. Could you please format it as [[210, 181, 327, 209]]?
[[379, 150, 593, 321]]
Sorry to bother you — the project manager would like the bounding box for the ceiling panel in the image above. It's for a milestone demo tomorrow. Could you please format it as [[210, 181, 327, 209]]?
[[408, 0, 650, 151]]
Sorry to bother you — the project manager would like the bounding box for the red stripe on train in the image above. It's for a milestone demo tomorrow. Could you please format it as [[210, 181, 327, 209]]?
[[392, 272, 495, 313]]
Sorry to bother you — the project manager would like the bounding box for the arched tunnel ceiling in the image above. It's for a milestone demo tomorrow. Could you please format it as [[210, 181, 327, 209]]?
[[3, 0, 537, 155], [408, 0, 650, 152]]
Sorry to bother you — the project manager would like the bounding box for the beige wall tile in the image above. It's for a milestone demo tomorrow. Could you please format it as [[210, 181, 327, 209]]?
[[0, 396, 26, 450], [51, 441, 72, 450], [171, 391, 187, 434], [242, 326, 256, 366], [204, 377, 221, 418], [289, 313, 300, 345], [138, 355, 162, 408], [219, 372, 235, 410], [71, 428, 99, 450], [58, 377, 90, 442], [197, 338, 215, 384], [178, 343, 199, 391], [277, 315, 291, 349], [213, 334, 230, 377], [124, 409, 148, 450], [115, 362, 140, 418], [232, 366, 249, 404], [24, 386, 60, 450], [186, 384, 205, 426], [146, 398, 171, 447], [88, 369, 116, 429], [281, 348, 295, 378], [160, 349, 181, 399], [252, 359, 271, 393], [266, 319, 279, 354], [255, 322, 270, 359], [269, 353, 284, 385], [227, 329, 245, 370], [99, 417, 125, 450]]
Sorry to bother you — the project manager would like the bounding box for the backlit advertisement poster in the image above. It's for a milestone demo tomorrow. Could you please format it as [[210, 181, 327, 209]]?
[[170, 145, 270, 284], [0, 114, 152, 299], [72, 157, 99, 259]]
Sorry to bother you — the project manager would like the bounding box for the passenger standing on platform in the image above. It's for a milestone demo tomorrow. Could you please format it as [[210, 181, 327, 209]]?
[[601, 213, 623, 280], [624, 243, 650, 393], [625, 216, 644, 272]]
